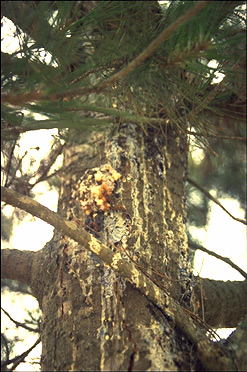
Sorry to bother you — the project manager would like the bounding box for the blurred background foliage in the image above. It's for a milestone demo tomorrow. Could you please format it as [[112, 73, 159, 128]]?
[[187, 125, 246, 231], [1, 1, 246, 369]]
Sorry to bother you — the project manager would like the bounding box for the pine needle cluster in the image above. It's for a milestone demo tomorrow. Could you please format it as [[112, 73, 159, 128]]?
[[1, 1, 246, 145]]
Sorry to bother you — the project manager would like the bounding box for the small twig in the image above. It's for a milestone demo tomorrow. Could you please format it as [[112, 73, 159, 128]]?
[[187, 177, 247, 225], [1, 336, 41, 369], [1, 307, 40, 332], [31, 142, 64, 186], [68, 57, 125, 85], [183, 307, 220, 341], [189, 240, 247, 279]]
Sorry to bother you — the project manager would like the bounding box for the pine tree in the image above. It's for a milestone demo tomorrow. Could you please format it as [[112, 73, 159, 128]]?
[[1, 1, 247, 370]]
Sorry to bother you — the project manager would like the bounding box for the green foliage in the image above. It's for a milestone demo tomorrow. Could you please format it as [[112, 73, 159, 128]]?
[[1, 1, 246, 141]]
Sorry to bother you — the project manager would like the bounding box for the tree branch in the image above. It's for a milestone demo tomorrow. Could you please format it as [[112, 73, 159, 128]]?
[[31, 142, 64, 186], [193, 278, 247, 328], [189, 240, 247, 279], [1, 248, 37, 286], [1, 307, 39, 333], [1, 336, 41, 370], [187, 177, 247, 225], [1, 1, 209, 106], [1, 185, 238, 371]]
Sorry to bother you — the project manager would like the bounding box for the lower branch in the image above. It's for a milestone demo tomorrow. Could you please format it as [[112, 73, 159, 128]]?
[[1, 248, 37, 286], [193, 277, 247, 328]]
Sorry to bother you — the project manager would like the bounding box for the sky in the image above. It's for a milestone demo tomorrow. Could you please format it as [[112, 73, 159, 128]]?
[[1, 12, 246, 372]]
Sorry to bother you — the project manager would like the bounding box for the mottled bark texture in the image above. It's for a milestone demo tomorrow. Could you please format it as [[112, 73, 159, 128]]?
[[39, 123, 195, 371]]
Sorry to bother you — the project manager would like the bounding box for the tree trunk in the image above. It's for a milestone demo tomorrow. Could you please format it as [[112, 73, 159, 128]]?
[[35, 123, 195, 371]]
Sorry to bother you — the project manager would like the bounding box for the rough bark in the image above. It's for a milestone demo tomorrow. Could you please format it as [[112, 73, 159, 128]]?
[[37, 123, 192, 371]]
